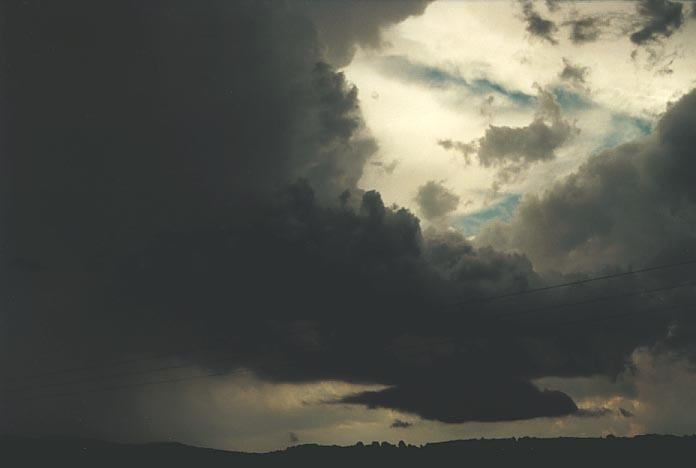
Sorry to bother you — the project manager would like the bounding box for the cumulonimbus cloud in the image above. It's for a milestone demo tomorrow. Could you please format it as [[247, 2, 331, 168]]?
[[3, 0, 696, 441]]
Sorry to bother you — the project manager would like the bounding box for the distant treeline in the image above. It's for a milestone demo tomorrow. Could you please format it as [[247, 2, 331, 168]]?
[[2, 434, 696, 467]]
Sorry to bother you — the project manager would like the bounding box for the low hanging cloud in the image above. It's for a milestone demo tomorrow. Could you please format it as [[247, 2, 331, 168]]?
[[630, 0, 684, 45], [341, 379, 577, 424], [521, 0, 558, 44], [439, 87, 577, 189], [414, 181, 460, 221]]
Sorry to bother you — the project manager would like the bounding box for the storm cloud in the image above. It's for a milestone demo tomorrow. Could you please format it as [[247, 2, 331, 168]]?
[[478, 89, 696, 274], [305, 0, 433, 67], [342, 379, 577, 423], [3, 0, 696, 446], [1, 1, 583, 431]]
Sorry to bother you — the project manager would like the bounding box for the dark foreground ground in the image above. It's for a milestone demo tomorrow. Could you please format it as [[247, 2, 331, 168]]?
[[2, 434, 696, 467]]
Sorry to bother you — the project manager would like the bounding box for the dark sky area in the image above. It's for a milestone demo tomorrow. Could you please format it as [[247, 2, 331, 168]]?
[[2, 0, 696, 451]]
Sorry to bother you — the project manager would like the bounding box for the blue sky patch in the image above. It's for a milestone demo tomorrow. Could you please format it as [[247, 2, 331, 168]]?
[[452, 194, 521, 236]]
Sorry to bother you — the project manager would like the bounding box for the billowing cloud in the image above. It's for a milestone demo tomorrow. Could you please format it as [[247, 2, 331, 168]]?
[[439, 87, 577, 189], [305, 0, 434, 67], [415, 181, 460, 221], [477, 88, 576, 167], [478, 89, 696, 274]]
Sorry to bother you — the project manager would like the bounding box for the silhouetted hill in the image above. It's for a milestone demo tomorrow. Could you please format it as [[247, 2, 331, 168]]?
[[2, 434, 696, 467]]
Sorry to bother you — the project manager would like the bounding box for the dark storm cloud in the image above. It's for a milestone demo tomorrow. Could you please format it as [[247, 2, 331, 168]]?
[[0, 0, 581, 423], [630, 0, 684, 45], [414, 181, 460, 221], [0, 0, 387, 431], [440, 88, 577, 188], [559, 58, 589, 86], [342, 379, 577, 423], [478, 89, 696, 274], [4, 0, 696, 441], [304, 0, 433, 67], [521, 0, 559, 45], [0, 0, 381, 380]]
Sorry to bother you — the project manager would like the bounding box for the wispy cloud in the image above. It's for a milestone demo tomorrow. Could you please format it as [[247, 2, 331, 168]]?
[[376, 55, 535, 108]]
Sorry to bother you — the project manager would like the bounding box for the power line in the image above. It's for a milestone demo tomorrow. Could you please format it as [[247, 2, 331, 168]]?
[[17, 361, 296, 402], [4, 327, 309, 387], [443, 258, 696, 309], [3, 338, 241, 385], [3, 352, 250, 394], [487, 278, 696, 321]]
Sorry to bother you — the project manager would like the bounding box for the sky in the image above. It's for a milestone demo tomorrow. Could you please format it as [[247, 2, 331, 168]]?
[[3, 0, 696, 453]]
